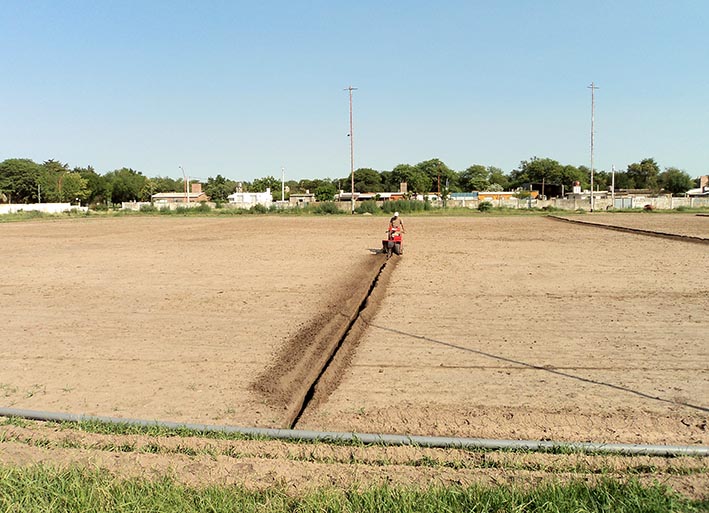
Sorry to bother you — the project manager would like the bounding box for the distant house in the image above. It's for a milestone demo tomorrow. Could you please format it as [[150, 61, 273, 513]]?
[[478, 191, 538, 202], [152, 183, 209, 205], [289, 190, 316, 206], [687, 175, 709, 196], [227, 188, 273, 208]]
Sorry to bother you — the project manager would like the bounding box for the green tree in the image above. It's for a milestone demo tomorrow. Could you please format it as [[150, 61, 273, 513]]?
[[563, 165, 588, 190], [415, 158, 457, 194], [204, 174, 237, 202], [488, 167, 510, 190], [613, 171, 635, 190], [379, 170, 400, 192], [104, 168, 147, 204], [40, 159, 72, 201], [251, 176, 281, 199], [626, 158, 660, 190], [659, 167, 694, 195], [0, 158, 43, 203], [459, 165, 490, 192], [510, 157, 565, 189], [353, 168, 383, 193], [593, 170, 611, 191], [74, 166, 109, 205], [61, 173, 89, 203], [391, 164, 431, 196], [314, 182, 337, 201]]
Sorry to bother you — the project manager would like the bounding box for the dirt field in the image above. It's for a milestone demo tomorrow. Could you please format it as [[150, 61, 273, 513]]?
[[1, 216, 382, 428], [298, 216, 709, 446], [2, 214, 708, 448], [565, 212, 709, 239]]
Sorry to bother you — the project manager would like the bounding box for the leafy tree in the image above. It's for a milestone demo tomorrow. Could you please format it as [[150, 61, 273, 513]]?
[[353, 168, 383, 193], [152, 176, 183, 193], [660, 167, 694, 195], [104, 168, 147, 204], [74, 166, 109, 205], [626, 158, 660, 190], [0, 158, 43, 203], [251, 176, 281, 199], [510, 157, 564, 188], [488, 167, 510, 191], [563, 165, 588, 189], [204, 174, 237, 202], [415, 158, 457, 193], [593, 170, 611, 191], [283, 180, 300, 195], [379, 170, 400, 192], [391, 164, 431, 196], [459, 165, 490, 192], [61, 173, 89, 203], [314, 182, 337, 201], [40, 159, 73, 201], [613, 171, 634, 190]]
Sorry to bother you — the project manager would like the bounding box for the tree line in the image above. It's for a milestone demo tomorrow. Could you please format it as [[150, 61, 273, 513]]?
[[0, 156, 699, 206]]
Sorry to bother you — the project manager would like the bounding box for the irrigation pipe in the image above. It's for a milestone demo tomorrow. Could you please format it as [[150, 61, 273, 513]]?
[[1, 407, 707, 457]]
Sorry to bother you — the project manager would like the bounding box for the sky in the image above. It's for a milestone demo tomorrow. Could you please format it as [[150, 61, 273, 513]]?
[[2, 0, 708, 182]]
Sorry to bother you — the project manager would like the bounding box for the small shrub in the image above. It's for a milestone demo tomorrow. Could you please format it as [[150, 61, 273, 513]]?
[[381, 199, 426, 214], [174, 206, 189, 215], [478, 201, 493, 212], [250, 204, 268, 214], [312, 201, 341, 215], [194, 202, 211, 213], [139, 204, 158, 213], [355, 200, 379, 214]]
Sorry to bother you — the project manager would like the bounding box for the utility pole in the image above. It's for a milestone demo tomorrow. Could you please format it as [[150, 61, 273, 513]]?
[[345, 85, 358, 214], [281, 166, 285, 204], [179, 166, 188, 206], [588, 82, 599, 212], [611, 164, 616, 208]]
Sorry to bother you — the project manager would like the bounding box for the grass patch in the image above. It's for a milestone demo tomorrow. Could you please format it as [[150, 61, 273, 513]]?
[[0, 464, 702, 513]]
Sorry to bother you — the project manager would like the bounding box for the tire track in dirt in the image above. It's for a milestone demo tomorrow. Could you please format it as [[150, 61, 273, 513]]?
[[547, 215, 709, 244], [253, 253, 398, 429]]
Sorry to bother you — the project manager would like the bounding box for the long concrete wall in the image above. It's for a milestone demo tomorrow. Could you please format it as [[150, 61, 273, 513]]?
[[0, 203, 86, 215], [447, 196, 709, 210]]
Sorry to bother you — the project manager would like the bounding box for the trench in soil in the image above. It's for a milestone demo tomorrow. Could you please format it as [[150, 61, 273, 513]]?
[[253, 254, 397, 429]]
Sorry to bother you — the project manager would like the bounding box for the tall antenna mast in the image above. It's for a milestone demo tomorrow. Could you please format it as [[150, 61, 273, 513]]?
[[345, 85, 358, 214], [588, 82, 599, 212]]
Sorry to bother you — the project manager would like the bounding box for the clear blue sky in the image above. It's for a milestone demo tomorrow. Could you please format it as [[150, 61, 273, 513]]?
[[2, 0, 708, 182]]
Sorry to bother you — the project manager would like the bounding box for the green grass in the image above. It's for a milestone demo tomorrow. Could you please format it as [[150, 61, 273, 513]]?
[[0, 464, 703, 513], [2, 418, 706, 479]]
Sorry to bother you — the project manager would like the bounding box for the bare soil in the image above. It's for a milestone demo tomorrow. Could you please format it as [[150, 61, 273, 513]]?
[[1, 216, 382, 428], [1, 213, 707, 496], [298, 216, 709, 446], [570, 212, 709, 239]]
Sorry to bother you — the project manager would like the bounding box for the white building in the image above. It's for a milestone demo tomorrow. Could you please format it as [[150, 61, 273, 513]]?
[[227, 188, 273, 209]]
